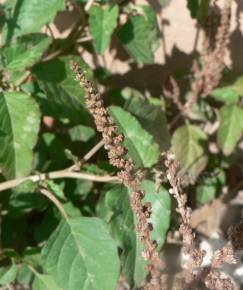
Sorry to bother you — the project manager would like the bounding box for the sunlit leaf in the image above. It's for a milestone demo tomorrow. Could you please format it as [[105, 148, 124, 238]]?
[[0, 92, 40, 179]]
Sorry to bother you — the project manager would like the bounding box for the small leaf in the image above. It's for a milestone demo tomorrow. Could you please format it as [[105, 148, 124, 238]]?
[[142, 180, 171, 248], [117, 5, 160, 64], [17, 265, 33, 285], [89, 4, 119, 54], [0, 265, 18, 285], [9, 180, 47, 213], [211, 87, 240, 104], [42, 217, 120, 290], [109, 106, 160, 168], [0, 92, 41, 179], [196, 169, 225, 204], [172, 124, 208, 183], [33, 56, 92, 125], [217, 105, 243, 155], [32, 273, 62, 290], [68, 125, 95, 142], [1, 34, 51, 72], [187, 0, 209, 21], [3, 0, 65, 43]]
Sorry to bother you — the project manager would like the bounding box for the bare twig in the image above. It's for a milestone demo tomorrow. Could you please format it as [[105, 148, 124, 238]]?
[[67, 139, 105, 171], [84, 0, 95, 11], [14, 71, 31, 87], [164, 152, 206, 285], [40, 187, 68, 219], [0, 170, 119, 192]]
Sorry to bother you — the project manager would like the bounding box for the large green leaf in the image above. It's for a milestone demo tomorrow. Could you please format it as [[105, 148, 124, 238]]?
[[97, 181, 171, 288], [0, 265, 18, 285], [32, 273, 62, 290], [117, 5, 160, 64], [3, 0, 65, 43], [97, 184, 145, 288], [172, 124, 208, 183], [123, 88, 171, 151], [42, 217, 119, 290], [1, 34, 51, 72], [0, 92, 40, 179], [217, 105, 243, 155], [33, 56, 92, 124], [89, 4, 119, 54], [109, 106, 160, 168]]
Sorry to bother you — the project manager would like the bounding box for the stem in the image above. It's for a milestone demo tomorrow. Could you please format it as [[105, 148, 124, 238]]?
[[84, 0, 95, 11], [68, 139, 105, 171], [40, 187, 68, 219], [0, 171, 119, 192], [15, 71, 31, 87]]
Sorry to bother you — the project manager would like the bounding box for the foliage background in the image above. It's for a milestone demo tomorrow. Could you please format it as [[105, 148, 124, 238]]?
[[0, 0, 242, 289]]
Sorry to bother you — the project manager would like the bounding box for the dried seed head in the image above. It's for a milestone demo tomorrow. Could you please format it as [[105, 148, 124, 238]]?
[[71, 61, 160, 289]]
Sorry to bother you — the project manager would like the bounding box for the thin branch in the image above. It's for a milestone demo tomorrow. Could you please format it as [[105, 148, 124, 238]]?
[[68, 139, 105, 171], [84, 0, 95, 11], [14, 70, 31, 87], [40, 187, 68, 219], [76, 35, 93, 43], [0, 170, 119, 193]]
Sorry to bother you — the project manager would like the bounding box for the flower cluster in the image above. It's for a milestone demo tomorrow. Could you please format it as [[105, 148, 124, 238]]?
[[164, 0, 232, 116], [164, 152, 206, 283], [71, 61, 162, 290]]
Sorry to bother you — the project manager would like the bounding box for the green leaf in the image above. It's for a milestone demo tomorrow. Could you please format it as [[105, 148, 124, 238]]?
[[3, 0, 65, 43], [0, 265, 18, 285], [211, 87, 240, 104], [33, 273, 62, 290], [217, 105, 243, 155], [187, 0, 209, 21], [172, 124, 208, 183], [68, 125, 95, 142], [89, 4, 119, 54], [33, 56, 92, 125], [17, 265, 33, 285], [42, 217, 119, 290], [123, 88, 171, 151], [97, 184, 145, 287], [117, 5, 160, 64], [109, 106, 160, 168], [0, 92, 40, 179], [141, 180, 171, 248], [1, 34, 51, 72], [9, 180, 47, 213], [196, 169, 225, 204], [97, 181, 171, 288], [187, 0, 200, 18]]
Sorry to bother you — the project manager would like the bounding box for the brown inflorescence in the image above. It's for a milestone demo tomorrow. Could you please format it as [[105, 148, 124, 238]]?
[[71, 61, 162, 290], [163, 151, 238, 289], [228, 220, 243, 252], [164, 151, 206, 285], [164, 0, 232, 116]]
